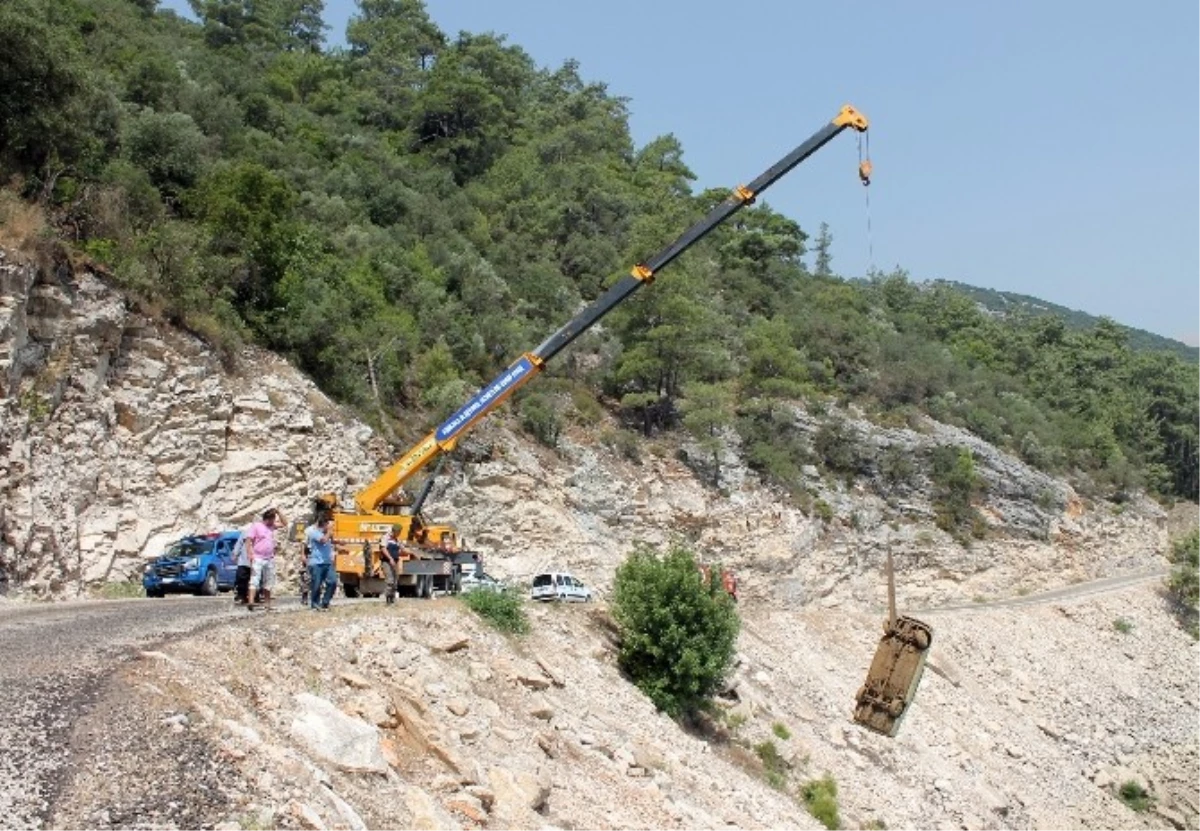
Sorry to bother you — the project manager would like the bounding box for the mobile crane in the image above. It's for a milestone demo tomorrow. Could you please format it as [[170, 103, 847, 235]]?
[[317, 104, 872, 599]]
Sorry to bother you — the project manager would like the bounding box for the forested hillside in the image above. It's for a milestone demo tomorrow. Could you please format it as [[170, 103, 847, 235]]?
[[933, 279, 1200, 364], [2, 0, 1196, 506]]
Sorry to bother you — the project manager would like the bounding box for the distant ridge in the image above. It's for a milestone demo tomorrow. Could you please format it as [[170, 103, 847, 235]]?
[[932, 280, 1199, 363]]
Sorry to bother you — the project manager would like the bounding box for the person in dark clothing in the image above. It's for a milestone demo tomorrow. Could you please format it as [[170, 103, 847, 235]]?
[[380, 525, 403, 604], [298, 539, 311, 606], [233, 524, 253, 605]]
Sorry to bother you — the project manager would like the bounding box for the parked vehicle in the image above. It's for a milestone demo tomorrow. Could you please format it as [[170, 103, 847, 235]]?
[[531, 572, 592, 603], [460, 571, 506, 595], [142, 530, 241, 597]]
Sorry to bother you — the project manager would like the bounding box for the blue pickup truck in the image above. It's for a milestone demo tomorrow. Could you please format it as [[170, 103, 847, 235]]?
[[142, 530, 241, 597]]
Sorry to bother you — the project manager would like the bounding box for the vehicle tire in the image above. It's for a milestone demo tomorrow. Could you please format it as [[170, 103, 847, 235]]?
[[200, 568, 219, 596], [343, 583, 360, 599], [146, 589, 164, 599]]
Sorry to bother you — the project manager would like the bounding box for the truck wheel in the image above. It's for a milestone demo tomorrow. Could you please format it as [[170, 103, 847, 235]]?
[[146, 589, 164, 599], [343, 583, 360, 599], [201, 568, 218, 596]]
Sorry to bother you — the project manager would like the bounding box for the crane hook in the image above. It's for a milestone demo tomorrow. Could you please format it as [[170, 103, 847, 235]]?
[[857, 131, 872, 186]]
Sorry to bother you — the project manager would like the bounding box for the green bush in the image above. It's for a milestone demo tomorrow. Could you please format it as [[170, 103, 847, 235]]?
[[813, 499, 834, 523], [929, 445, 986, 544], [1117, 780, 1153, 813], [611, 544, 739, 718], [772, 721, 791, 740], [518, 391, 562, 447], [1167, 530, 1198, 636], [570, 387, 604, 425], [1112, 617, 1133, 634], [802, 774, 841, 830], [461, 588, 529, 634], [1168, 531, 1198, 607], [814, 417, 871, 478], [601, 428, 642, 464], [754, 739, 787, 789], [879, 444, 916, 488]]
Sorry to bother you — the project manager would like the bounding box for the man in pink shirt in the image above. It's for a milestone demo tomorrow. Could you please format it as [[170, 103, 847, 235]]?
[[247, 507, 284, 611]]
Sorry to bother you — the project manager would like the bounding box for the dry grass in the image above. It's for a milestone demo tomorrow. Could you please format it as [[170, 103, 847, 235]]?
[[0, 189, 47, 252]]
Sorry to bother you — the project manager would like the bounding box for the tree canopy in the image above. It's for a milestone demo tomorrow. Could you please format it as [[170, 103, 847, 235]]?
[[1, 0, 1195, 506]]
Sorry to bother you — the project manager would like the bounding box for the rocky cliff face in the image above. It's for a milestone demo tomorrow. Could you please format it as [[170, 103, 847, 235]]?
[[0, 246, 1171, 607], [0, 248, 391, 594]]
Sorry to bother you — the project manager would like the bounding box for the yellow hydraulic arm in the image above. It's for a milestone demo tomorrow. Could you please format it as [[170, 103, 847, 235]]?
[[353, 105, 871, 515]]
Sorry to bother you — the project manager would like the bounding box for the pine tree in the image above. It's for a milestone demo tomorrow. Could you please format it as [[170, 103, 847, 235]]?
[[813, 221, 833, 277]]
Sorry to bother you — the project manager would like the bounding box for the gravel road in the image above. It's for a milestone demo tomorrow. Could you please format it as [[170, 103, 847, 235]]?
[[919, 566, 1170, 614], [0, 595, 287, 830]]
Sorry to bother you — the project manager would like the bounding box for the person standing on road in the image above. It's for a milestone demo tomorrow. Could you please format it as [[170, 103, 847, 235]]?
[[297, 536, 311, 607], [306, 516, 336, 610], [380, 525, 403, 605], [247, 507, 284, 611], [233, 524, 253, 606]]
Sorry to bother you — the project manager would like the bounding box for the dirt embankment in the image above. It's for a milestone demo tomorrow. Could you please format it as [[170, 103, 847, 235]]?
[[44, 575, 1200, 831]]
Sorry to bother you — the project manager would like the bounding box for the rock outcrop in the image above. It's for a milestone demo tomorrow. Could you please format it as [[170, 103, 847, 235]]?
[[0, 247, 389, 594]]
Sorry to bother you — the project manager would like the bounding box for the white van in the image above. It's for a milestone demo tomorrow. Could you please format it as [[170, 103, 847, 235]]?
[[530, 572, 592, 602]]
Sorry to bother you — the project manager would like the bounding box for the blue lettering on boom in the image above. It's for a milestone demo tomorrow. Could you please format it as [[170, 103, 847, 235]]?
[[436, 356, 534, 442]]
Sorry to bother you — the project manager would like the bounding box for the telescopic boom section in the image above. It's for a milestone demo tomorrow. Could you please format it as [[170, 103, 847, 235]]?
[[353, 104, 869, 514]]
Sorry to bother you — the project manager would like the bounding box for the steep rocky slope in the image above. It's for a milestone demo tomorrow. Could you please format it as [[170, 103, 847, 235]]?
[[2, 247, 1196, 830], [49, 581, 1198, 831]]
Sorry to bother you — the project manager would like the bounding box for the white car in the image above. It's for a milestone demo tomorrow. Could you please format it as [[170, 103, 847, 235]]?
[[460, 571, 505, 594], [530, 572, 592, 602]]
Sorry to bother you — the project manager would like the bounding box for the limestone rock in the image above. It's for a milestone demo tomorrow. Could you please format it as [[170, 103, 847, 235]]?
[[289, 694, 387, 774]]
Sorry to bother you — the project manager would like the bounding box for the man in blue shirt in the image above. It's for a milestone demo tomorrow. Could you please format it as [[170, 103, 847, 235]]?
[[306, 517, 336, 610]]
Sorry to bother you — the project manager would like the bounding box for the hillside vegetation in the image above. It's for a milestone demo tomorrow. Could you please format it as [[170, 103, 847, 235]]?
[[2, 0, 1196, 508], [934, 280, 1199, 365]]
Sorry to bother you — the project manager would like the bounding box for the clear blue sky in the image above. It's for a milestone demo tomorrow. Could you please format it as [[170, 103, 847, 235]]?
[[162, 1, 1199, 345]]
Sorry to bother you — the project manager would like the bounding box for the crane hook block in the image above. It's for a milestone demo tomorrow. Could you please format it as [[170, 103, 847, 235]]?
[[858, 160, 872, 186]]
